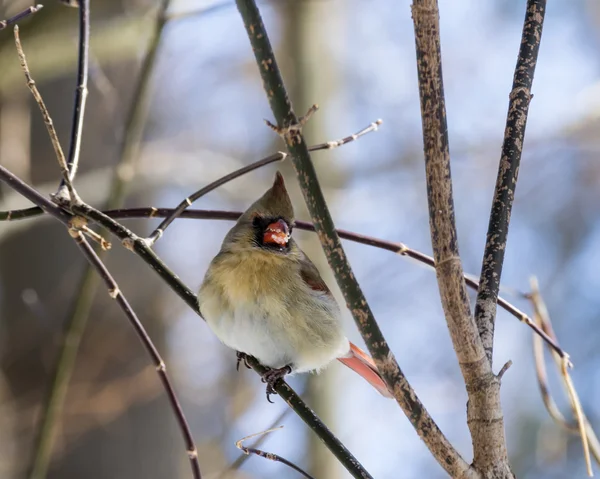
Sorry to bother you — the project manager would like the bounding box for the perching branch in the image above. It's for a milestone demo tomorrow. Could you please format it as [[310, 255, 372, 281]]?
[[244, 356, 372, 479], [0, 4, 43, 30], [235, 0, 474, 477], [474, 0, 547, 365], [144, 118, 382, 245], [411, 1, 511, 477], [235, 425, 315, 479]]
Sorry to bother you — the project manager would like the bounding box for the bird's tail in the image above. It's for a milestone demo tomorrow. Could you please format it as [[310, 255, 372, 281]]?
[[337, 342, 392, 398]]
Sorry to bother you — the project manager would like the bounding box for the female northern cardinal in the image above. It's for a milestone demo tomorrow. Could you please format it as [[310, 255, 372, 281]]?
[[198, 172, 391, 400]]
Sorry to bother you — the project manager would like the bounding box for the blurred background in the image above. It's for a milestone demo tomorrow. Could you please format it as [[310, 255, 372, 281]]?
[[0, 0, 599, 478]]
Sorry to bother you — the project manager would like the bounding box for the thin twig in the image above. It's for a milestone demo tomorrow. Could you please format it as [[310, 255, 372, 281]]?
[[0, 165, 72, 224], [474, 0, 547, 365], [0, 4, 43, 30], [235, 426, 315, 479], [219, 409, 291, 478], [56, 0, 90, 199], [10, 3, 202, 474], [13, 26, 80, 204], [236, 0, 474, 477], [67, 231, 202, 479], [411, 1, 511, 475], [528, 278, 599, 475], [531, 304, 577, 433], [560, 357, 591, 477], [144, 118, 382, 245], [79, 224, 111, 250]]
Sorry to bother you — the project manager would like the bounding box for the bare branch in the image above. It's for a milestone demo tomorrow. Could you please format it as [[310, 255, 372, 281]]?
[[474, 0, 547, 364]]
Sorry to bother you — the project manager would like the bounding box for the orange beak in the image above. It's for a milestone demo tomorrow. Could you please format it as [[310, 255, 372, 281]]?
[[263, 219, 290, 247]]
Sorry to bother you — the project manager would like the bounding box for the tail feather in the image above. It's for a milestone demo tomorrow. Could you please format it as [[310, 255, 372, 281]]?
[[337, 342, 392, 398]]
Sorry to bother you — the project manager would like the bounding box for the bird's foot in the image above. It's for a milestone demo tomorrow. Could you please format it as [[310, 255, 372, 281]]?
[[261, 365, 292, 403], [236, 351, 251, 372]]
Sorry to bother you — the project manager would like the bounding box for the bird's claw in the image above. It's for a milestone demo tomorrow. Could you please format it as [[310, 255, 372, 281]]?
[[236, 351, 251, 371], [261, 365, 292, 403]]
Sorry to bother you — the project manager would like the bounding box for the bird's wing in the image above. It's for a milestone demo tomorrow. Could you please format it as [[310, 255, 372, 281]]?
[[298, 251, 331, 294]]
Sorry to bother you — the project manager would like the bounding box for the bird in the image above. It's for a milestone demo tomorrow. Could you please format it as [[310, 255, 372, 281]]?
[[198, 172, 391, 400]]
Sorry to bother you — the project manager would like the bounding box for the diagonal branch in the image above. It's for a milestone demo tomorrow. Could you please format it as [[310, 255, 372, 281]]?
[[67, 231, 202, 478], [235, 0, 474, 477], [243, 356, 372, 479], [0, 4, 43, 30], [474, 0, 547, 365], [411, 1, 511, 476]]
